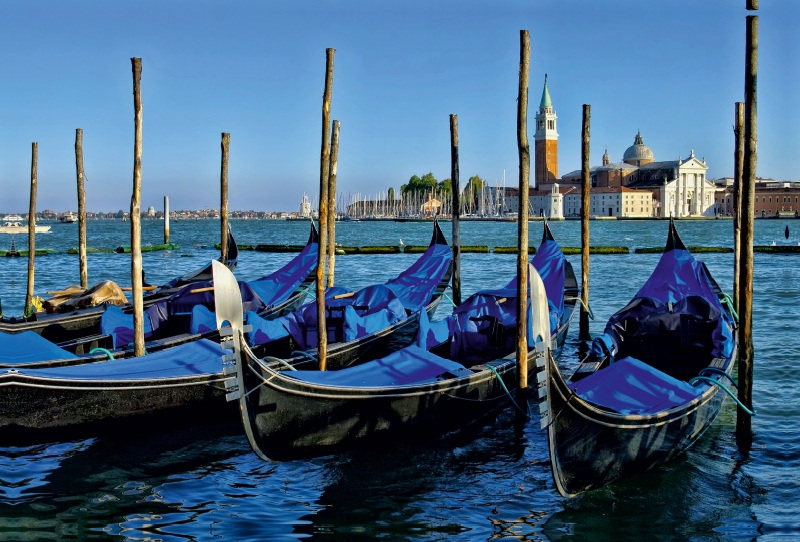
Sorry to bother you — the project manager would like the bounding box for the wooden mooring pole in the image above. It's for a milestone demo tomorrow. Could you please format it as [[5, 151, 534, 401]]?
[[130, 57, 145, 357], [515, 30, 530, 394], [75, 129, 88, 289], [326, 120, 340, 288], [24, 142, 38, 317], [220, 133, 230, 263], [450, 114, 461, 306], [164, 195, 170, 245], [579, 105, 591, 341], [317, 48, 335, 371], [733, 103, 744, 313], [737, 12, 757, 451]]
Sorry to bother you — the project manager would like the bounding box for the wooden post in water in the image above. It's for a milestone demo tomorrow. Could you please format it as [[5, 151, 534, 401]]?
[[24, 142, 38, 317], [220, 133, 230, 263], [450, 114, 461, 306], [579, 105, 591, 341], [130, 57, 145, 357], [326, 120, 340, 288], [164, 195, 170, 245], [317, 48, 335, 371], [75, 129, 88, 289], [515, 30, 530, 393], [737, 13, 757, 451], [733, 103, 744, 313]]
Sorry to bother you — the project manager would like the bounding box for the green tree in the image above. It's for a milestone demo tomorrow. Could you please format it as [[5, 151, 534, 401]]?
[[388, 187, 395, 202], [463, 175, 485, 209], [438, 178, 452, 194], [401, 173, 438, 195]]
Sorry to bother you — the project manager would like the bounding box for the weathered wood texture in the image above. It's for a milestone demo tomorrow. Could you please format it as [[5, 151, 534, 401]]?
[[746, 0, 758, 10], [326, 120, 340, 287], [737, 15, 757, 451], [25, 142, 38, 317], [130, 57, 145, 357], [164, 195, 170, 245], [75, 129, 88, 288], [317, 48, 335, 370], [220, 133, 230, 263], [450, 114, 461, 306], [580, 105, 591, 341], [733, 103, 744, 313], [516, 30, 530, 390]]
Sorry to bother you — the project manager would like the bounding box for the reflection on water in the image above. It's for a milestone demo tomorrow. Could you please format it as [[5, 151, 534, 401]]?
[[0, 220, 796, 540]]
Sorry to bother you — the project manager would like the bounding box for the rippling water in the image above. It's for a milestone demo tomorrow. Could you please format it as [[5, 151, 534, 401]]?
[[0, 218, 797, 540]]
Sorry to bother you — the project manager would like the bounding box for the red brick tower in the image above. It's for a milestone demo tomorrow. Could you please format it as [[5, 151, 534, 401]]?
[[534, 75, 558, 186]]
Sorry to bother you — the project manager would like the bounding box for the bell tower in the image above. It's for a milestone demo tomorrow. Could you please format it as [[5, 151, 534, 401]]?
[[534, 75, 559, 186]]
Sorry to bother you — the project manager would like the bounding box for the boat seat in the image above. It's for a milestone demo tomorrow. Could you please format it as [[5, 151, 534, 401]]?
[[56, 333, 113, 355]]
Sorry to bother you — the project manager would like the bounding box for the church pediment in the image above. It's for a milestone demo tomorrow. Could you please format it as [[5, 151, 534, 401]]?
[[679, 157, 708, 170]]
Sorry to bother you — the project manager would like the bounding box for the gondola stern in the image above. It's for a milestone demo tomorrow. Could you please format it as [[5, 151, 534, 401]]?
[[309, 219, 320, 245], [665, 217, 687, 252], [430, 217, 448, 247], [542, 219, 555, 243]]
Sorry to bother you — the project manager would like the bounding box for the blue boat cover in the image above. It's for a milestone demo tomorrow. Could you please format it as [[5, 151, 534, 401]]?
[[0, 331, 78, 364], [246, 310, 291, 345], [167, 280, 266, 316], [15, 339, 223, 380], [569, 356, 702, 415], [100, 305, 154, 348], [504, 239, 566, 319], [590, 243, 734, 362], [286, 345, 468, 387], [190, 304, 217, 335], [385, 243, 452, 311], [246, 241, 317, 308]]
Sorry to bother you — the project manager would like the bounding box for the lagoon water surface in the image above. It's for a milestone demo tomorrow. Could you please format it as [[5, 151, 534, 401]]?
[[0, 219, 796, 540]]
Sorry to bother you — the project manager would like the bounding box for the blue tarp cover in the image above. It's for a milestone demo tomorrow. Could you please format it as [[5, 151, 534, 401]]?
[[168, 280, 266, 316], [504, 239, 566, 319], [246, 241, 317, 307], [100, 305, 154, 348], [287, 345, 467, 387], [0, 331, 79, 364], [590, 245, 734, 361], [569, 356, 702, 415], [190, 305, 217, 335], [15, 339, 223, 380], [385, 243, 452, 311]]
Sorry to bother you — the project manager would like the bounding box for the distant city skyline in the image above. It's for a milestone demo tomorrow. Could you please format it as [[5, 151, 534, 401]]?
[[1, 0, 797, 212]]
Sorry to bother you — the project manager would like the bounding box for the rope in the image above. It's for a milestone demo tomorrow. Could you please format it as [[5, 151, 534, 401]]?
[[698, 367, 738, 387], [89, 347, 115, 360], [296, 285, 317, 300], [433, 291, 456, 307], [485, 365, 530, 419], [262, 355, 297, 371], [291, 350, 318, 363], [564, 296, 593, 320], [689, 375, 756, 416], [719, 293, 739, 323]]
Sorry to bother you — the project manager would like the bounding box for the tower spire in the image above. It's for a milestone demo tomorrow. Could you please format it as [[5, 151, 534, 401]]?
[[534, 75, 558, 185]]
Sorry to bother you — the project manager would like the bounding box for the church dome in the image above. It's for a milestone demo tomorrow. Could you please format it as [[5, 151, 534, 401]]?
[[623, 131, 654, 166]]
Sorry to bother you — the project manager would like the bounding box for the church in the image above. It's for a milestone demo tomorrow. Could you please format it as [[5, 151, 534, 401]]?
[[542, 78, 717, 218]]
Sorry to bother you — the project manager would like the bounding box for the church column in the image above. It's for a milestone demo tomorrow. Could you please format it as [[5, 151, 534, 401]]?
[[682, 174, 688, 216], [700, 174, 706, 216], [675, 172, 681, 218]]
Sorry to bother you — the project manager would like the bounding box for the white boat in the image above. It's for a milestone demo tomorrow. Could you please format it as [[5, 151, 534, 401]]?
[[0, 219, 51, 235], [58, 211, 77, 223]]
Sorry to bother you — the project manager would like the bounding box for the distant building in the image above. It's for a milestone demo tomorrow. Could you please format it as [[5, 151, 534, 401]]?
[[716, 180, 800, 218], [563, 186, 653, 218], [147, 205, 155, 217], [562, 133, 715, 218], [535, 76, 559, 186]]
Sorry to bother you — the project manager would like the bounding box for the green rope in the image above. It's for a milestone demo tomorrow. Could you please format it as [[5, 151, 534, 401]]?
[[719, 293, 739, 323], [89, 347, 115, 360], [297, 285, 317, 300], [262, 356, 297, 371], [291, 350, 318, 363], [689, 375, 755, 416], [439, 292, 456, 308], [698, 367, 738, 388], [485, 365, 530, 419]]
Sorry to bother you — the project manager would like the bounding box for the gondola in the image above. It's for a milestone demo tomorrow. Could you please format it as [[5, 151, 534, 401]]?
[[224, 223, 577, 461], [0, 221, 451, 432], [0, 225, 242, 342], [540, 220, 740, 497], [0, 222, 319, 368]]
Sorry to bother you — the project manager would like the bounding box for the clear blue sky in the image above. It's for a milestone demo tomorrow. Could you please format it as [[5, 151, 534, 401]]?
[[0, 0, 796, 213]]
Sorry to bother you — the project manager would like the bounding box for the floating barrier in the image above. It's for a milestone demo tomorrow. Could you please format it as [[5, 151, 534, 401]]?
[[493, 246, 538, 255], [214, 243, 255, 250], [753, 245, 800, 253], [67, 247, 115, 254], [255, 244, 307, 253], [405, 245, 489, 254], [1, 248, 58, 257], [115, 243, 179, 253], [561, 246, 629, 255], [636, 246, 734, 254]]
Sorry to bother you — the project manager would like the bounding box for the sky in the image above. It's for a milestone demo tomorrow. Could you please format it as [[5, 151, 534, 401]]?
[[0, 0, 797, 213]]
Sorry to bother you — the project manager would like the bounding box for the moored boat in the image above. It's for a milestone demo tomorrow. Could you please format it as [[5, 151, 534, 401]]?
[[226, 223, 577, 461], [540, 220, 742, 497]]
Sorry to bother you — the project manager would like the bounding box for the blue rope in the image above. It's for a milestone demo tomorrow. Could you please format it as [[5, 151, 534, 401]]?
[[296, 285, 317, 300], [291, 350, 318, 363], [689, 375, 756, 416], [699, 367, 738, 387], [89, 347, 115, 360], [485, 365, 530, 419]]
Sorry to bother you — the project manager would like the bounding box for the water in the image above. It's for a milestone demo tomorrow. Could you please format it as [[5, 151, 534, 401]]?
[[0, 219, 797, 540]]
